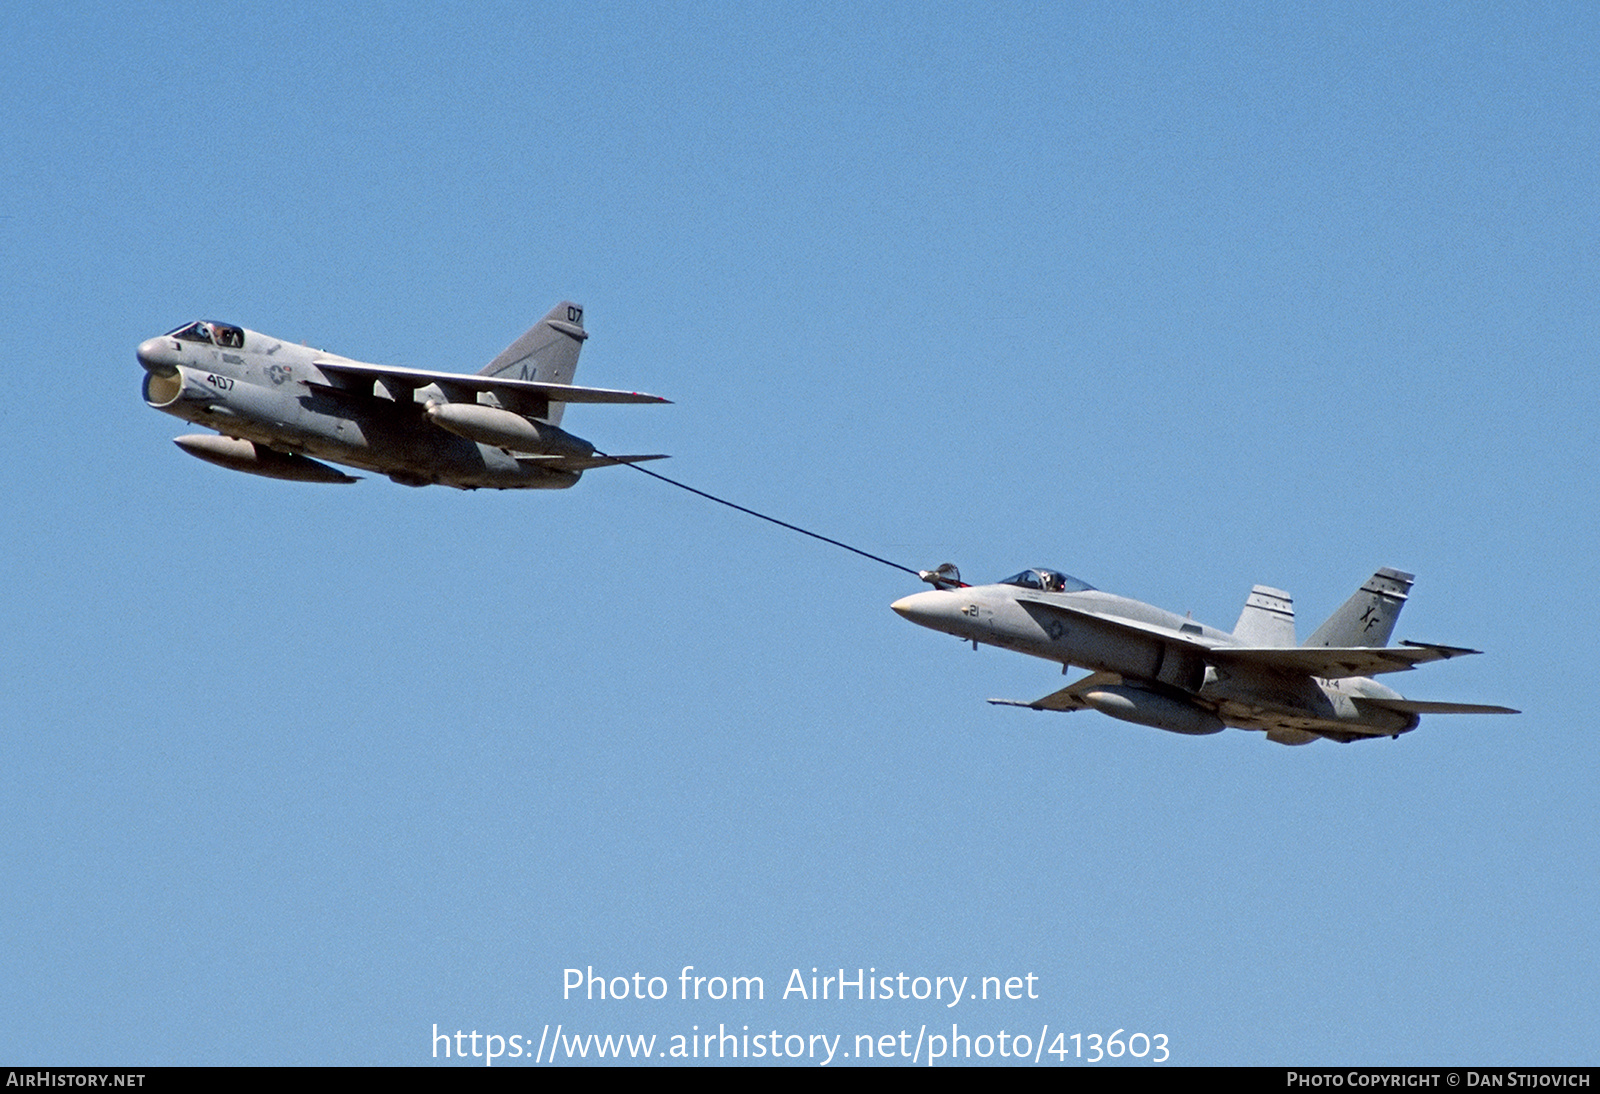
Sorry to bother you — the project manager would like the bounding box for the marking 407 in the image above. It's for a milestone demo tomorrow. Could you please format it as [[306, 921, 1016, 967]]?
[[206, 374, 235, 391]]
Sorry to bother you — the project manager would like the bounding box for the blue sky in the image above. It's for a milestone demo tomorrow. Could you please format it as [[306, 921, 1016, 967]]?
[[2, 0, 1595, 1066]]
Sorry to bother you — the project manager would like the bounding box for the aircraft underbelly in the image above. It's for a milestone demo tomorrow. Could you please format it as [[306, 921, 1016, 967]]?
[[152, 373, 577, 489], [1205, 675, 1413, 738], [289, 419, 577, 489]]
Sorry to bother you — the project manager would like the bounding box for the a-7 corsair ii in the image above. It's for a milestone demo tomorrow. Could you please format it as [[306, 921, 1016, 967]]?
[[138, 302, 667, 488], [892, 566, 1516, 745]]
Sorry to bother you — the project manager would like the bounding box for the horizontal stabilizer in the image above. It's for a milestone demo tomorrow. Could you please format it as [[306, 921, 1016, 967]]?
[[312, 359, 670, 405], [516, 453, 669, 471], [1355, 698, 1520, 716]]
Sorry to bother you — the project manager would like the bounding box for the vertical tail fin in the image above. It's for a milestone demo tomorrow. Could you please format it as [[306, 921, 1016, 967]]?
[[1233, 585, 1296, 646], [1304, 568, 1414, 649], [479, 301, 588, 424]]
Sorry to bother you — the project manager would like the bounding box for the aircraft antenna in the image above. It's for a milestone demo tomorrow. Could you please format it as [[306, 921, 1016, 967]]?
[[597, 452, 923, 580]]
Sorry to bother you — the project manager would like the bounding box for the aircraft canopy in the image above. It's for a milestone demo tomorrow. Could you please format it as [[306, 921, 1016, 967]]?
[[167, 321, 245, 349], [999, 569, 1094, 593]]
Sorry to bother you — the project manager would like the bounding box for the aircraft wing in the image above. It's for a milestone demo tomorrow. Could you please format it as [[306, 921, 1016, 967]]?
[[1017, 596, 1484, 680], [311, 358, 670, 404], [1208, 641, 1483, 678], [988, 672, 1124, 711]]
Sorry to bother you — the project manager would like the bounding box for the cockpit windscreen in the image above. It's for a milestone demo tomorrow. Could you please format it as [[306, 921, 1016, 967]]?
[[998, 569, 1094, 593], [165, 321, 245, 348]]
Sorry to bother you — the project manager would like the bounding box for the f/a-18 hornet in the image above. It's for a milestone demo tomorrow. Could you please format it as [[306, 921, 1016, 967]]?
[[892, 565, 1516, 745], [137, 302, 666, 488]]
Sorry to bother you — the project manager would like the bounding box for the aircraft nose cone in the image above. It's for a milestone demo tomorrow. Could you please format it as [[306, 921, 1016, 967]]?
[[891, 590, 949, 625], [136, 337, 168, 370]]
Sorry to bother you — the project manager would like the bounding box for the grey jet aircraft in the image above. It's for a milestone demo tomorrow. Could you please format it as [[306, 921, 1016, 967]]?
[[891, 566, 1516, 745], [137, 302, 667, 488]]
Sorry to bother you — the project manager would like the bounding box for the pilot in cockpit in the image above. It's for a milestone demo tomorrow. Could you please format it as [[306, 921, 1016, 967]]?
[[998, 568, 1093, 594], [168, 321, 243, 348]]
